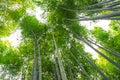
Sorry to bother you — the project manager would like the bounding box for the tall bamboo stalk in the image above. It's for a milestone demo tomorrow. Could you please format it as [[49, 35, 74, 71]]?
[[52, 31, 68, 80]]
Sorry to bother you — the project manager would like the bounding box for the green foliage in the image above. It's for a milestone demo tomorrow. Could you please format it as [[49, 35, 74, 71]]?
[[91, 27, 109, 42], [0, 0, 120, 80], [8, 8, 25, 22], [0, 20, 16, 36], [109, 20, 120, 31], [0, 41, 6, 53], [19, 39, 33, 57], [0, 44, 23, 75], [91, 21, 120, 79], [20, 16, 47, 38]]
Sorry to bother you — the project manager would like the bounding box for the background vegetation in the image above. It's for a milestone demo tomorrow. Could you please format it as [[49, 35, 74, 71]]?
[[0, 0, 120, 80]]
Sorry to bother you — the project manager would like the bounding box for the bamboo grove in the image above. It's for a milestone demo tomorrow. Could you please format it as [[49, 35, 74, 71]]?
[[0, 0, 120, 80]]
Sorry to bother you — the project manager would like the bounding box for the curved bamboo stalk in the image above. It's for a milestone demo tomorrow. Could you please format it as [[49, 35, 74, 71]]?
[[52, 31, 68, 80], [26, 26, 37, 80], [107, 1, 120, 8], [68, 50, 90, 80], [38, 44, 42, 80], [60, 4, 120, 12], [72, 44, 110, 80], [82, 0, 115, 8], [64, 17, 120, 21], [31, 31, 37, 80], [85, 38, 120, 58], [82, 39, 120, 69], [60, 0, 118, 12], [67, 61, 74, 80], [54, 58, 61, 80], [51, 30, 61, 80], [64, 11, 120, 21], [79, 6, 120, 13], [52, 63, 57, 80]]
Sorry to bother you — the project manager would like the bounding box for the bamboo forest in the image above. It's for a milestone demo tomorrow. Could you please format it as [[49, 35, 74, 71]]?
[[1, 0, 120, 80]]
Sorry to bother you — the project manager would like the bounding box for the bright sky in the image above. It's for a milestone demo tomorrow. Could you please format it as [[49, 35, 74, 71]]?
[[26, 6, 46, 23], [80, 20, 110, 30], [84, 43, 98, 59], [7, 29, 22, 47], [1, 29, 22, 48]]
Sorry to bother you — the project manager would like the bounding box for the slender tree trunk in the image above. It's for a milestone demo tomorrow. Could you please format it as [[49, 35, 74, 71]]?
[[60, 0, 117, 12], [65, 17, 120, 21], [57, 53, 68, 80], [79, 6, 120, 13], [52, 32, 68, 80], [52, 63, 57, 80], [19, 66, 23, 80], [67, 62, 74, 80], [82, 0, 115, 8], [27, 26, 37, 80], [85, 38, 120, 58], [107, 1, 120, 8], [55, 57, 61, 80], [38, 44, 42, 80], [82, 39, 120, 69], [68, 50, 90, 80], [60, 3, 120, 12], [71, 44, 110, 80], [31, 31, 37, 80], [64, 11, 120, 21], [102, 17, 120, 20]]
